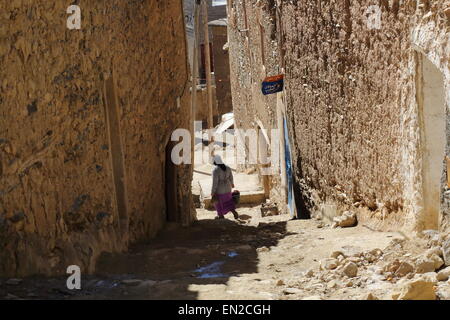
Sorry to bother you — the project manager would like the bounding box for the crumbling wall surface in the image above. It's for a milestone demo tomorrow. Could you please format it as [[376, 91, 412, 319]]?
[[279, 0, 449, 232], [195, 86, 217, 125], [211, 25, 233, 117], [228, 0, 279, 140], [227, 0, 284, 206], [0, 0, 193, 277]]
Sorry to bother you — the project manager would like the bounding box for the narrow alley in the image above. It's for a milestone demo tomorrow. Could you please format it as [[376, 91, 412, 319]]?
[[0, 205, 429, 300], [0, 0, 450, 304]]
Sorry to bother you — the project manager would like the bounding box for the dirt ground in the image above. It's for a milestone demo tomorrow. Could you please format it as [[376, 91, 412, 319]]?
[[2, 204, 448, 300]]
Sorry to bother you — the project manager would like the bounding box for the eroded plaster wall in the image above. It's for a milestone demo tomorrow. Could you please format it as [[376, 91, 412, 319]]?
[[278, 0, 449, 232], [419, 55, 446, 230], [195, 85, 218, 125], [227, 0, 286, 208], [0, 0, 194, 277], [211, 24, 233, 118]]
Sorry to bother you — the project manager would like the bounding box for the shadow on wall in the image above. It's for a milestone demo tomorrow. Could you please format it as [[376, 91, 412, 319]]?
[[293, 156, 312, 220]]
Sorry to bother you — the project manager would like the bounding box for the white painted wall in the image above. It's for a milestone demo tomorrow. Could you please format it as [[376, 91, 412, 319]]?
[[420, 55, 446, 230]]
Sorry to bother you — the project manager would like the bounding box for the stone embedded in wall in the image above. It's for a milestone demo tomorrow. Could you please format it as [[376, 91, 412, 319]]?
[[26, 100, 38, 116]]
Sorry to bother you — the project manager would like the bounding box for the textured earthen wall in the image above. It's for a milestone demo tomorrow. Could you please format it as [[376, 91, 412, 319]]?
[[195, 85, 218, 125], [227, 0, 285, 208], [0, 0, 194, 277], [278, 0, 449, 232], [211, 24, 233, 117]]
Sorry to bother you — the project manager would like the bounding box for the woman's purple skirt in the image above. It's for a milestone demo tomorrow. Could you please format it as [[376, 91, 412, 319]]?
[[214, 192, 236, 216]]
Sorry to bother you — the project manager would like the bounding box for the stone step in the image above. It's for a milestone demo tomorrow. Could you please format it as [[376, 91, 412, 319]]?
[[202, 190, 266, 210]]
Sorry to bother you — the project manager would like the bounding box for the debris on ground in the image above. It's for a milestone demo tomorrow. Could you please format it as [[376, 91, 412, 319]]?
[[1, 206, 449, 301], [261, 200, 279, 217], [332, 211, 357, 228], [5, 279, 22, 286], [391, 276, 437, 300]]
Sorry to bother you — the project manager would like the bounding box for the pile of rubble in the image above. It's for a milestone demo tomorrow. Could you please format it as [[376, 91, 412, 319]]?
[[261, 200, 279, 217], [282, 232, 450, 300]]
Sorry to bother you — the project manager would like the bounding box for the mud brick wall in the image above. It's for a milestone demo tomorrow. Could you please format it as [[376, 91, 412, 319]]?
[[227, 0, 285, 209], [278, 0, 449, 232], [195, 85, 218, 125], [0, 0, 194, 277], [211, 24, 233, 118]]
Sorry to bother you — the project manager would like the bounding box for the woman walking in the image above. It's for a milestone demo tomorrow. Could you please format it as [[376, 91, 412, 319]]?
[[211, 155, 239, 220]]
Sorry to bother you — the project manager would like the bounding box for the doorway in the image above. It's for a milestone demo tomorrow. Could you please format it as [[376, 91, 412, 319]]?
[[165, 141, 179, 222], [418, 54, 446, 230]]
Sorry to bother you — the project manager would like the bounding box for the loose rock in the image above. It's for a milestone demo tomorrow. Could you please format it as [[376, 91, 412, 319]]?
[[342, 262, 358, 278], [5, 278, 22, 286], [442, 239, 450, 266], [422, 230, 440, 243], [276, 280, 285, 286], [332, 211, 357, 228], [365, 293, 379, 300], [415, 257, 437, 274], [437, 266, 450, 281], [326, 280, 338, 289], [368, 248, 383, 257], [425, 247, 443, 259], [305, 269, 314, 278], [302, 295, 322, 300], [429, 254, 445, 270], [321, 258, 338, 270], [419, 272, 438, 283], [283, 288, 302, 295], [384, 259, 401, 274], [121, 279, 143, 286], [330, 251, 344, 259], [391, 278, 436, 300], [394, 261, 414, 277]]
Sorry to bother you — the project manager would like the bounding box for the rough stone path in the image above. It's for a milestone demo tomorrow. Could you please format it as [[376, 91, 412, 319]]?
[[192, 134, 266, 209], [5, 206, 448, 300]]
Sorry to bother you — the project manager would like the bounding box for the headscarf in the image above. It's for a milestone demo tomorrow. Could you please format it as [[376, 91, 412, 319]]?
[[212, 155, 227, 171]]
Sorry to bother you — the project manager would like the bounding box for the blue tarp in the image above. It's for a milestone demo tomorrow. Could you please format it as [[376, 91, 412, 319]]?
[[283, 117, 295, 217]]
